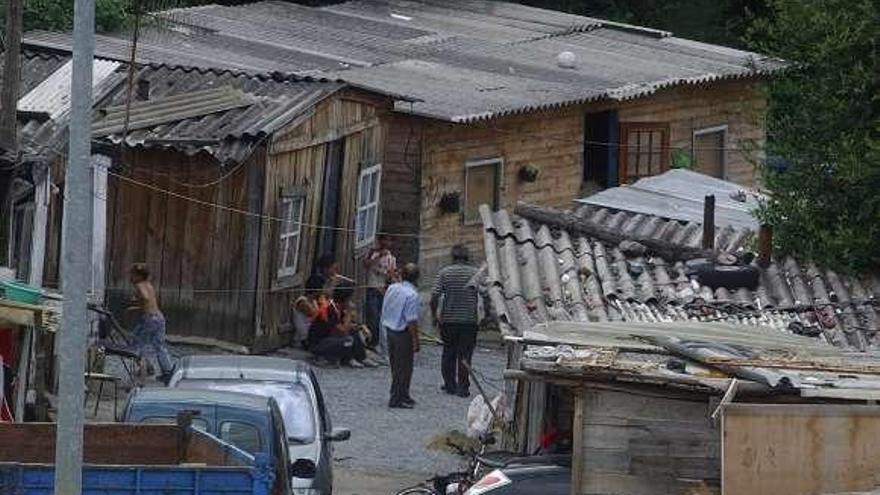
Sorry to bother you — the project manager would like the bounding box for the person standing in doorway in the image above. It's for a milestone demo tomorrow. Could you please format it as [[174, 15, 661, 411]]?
[[364, 235, 397, 355], [128, 263, 174, 384], [431, 245, 479, 398], [381, 263, 421, 409]]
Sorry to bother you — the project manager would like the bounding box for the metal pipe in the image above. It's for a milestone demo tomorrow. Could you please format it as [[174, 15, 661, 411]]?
[[54, 0, 95, 491]]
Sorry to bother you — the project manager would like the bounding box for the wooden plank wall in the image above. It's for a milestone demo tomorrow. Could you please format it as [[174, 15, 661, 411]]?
[[105, 150, 258, 346], [381, 114, 423, 265], [0, 423, 181, 465], [610, 79, 767, 187], [256, 91, 389, 349], [417, 79, 766, 283], [0, 423, 245, 466], [577, 388, 721, 495], [419, 106, 584, 282], [723, 404, 880, 495]]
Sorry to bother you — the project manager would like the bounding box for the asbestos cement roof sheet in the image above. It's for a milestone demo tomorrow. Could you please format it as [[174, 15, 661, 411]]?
[[93, 64, 344, 164], [480, 204, 880, 351], [23, 0, 785, 122], [2, 50, 124, 163], [578, 169, 763, 230], [4, 48, 345, 166]]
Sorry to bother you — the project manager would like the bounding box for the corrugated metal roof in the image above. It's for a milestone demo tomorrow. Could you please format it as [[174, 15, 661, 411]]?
[[2, 51, 124, 163], [578, 169, 762, 230], [94, 64, 345, 164], [3, 50, 346, 165], [18, 59, 121, 119], [480, 204, 880, 351], [93, 86, 257, 137], [7, 51, 69, 161], [22, 0, 785, 123]]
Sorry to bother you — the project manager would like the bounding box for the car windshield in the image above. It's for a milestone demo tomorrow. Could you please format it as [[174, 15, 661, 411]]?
[[177, 380, 317, 444]]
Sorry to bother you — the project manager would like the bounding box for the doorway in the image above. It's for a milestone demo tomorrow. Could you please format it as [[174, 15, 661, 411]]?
[[317, 138, 345, 259], [584, 110, 619, 188]]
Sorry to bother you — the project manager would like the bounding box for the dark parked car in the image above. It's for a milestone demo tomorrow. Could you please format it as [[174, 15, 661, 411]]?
[[168, 355, 349, 495], [465, 457, 570, 495], [123, 387, 294, 495]]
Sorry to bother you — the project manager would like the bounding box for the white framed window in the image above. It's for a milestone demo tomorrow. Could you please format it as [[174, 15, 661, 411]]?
[[464, 158, 503, 224], [693, 125, 728, 179], [355, 164, 382, 247], [277, 194, 305, 279]]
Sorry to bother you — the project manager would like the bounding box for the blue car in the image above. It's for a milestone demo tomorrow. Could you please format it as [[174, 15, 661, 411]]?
[[123, 387, 296, 495], [168, 355, 350, 495]]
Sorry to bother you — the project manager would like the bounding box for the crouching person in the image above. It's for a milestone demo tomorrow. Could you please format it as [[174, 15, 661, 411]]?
[[307, 279, 375, 368]]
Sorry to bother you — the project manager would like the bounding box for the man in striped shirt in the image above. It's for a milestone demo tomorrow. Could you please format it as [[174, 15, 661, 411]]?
[[431, 244, 479, 398]]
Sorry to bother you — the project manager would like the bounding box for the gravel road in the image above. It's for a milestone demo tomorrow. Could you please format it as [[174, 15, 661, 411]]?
[[313, 343, 506, 479]]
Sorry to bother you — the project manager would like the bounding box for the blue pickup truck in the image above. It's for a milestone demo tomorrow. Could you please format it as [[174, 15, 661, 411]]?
[[0, 421, 275, 495]]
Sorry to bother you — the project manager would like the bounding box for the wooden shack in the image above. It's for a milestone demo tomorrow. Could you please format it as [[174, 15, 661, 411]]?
[[505, 322, 880, 495], [256, 89, 403, 340], [95, 73, 397, 350]]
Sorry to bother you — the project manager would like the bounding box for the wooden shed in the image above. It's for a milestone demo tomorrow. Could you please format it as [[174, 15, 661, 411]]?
[[506, 322, 880, 495], [4, 54, 402, 350], [255, 89, 410, 339], [93, 67, 398, 350]]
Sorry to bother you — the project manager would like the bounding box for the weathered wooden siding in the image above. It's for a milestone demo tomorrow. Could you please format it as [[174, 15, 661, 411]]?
[[381, 114, 423, 265], [256, 91, 389, 349], [419, 106, 585, 280], [611, 79, 766, 186], [418, 79, 766, 282], [723, 404, 880, 495], [576, 388, 720, 495], [105, 150, 258, 346]]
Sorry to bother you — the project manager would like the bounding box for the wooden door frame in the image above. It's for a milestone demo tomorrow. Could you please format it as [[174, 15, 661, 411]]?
[[617, 122, 671, 184]]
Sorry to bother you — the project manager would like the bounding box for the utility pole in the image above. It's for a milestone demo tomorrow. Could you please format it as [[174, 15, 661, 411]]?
[[0, 0, 23, 227], [55, 0, 95, 491]]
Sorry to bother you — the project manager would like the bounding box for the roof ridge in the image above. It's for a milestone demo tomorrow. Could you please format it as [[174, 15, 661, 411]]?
[[139, 62, 334, 84]]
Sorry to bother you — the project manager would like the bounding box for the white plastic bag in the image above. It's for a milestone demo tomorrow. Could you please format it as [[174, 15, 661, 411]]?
[[466, 393, 503, 438]]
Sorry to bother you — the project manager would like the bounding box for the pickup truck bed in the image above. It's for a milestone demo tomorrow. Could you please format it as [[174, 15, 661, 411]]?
[[0, 423, 274, 495]]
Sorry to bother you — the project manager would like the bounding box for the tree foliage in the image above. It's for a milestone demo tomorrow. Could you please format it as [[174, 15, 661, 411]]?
[[518, 0, 765, 48], [7, 0, 130, 33], [748, 0, 880, 273]]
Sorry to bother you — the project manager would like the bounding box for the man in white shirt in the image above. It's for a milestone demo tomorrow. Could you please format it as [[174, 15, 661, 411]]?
[[380, 263, 421, 409]]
